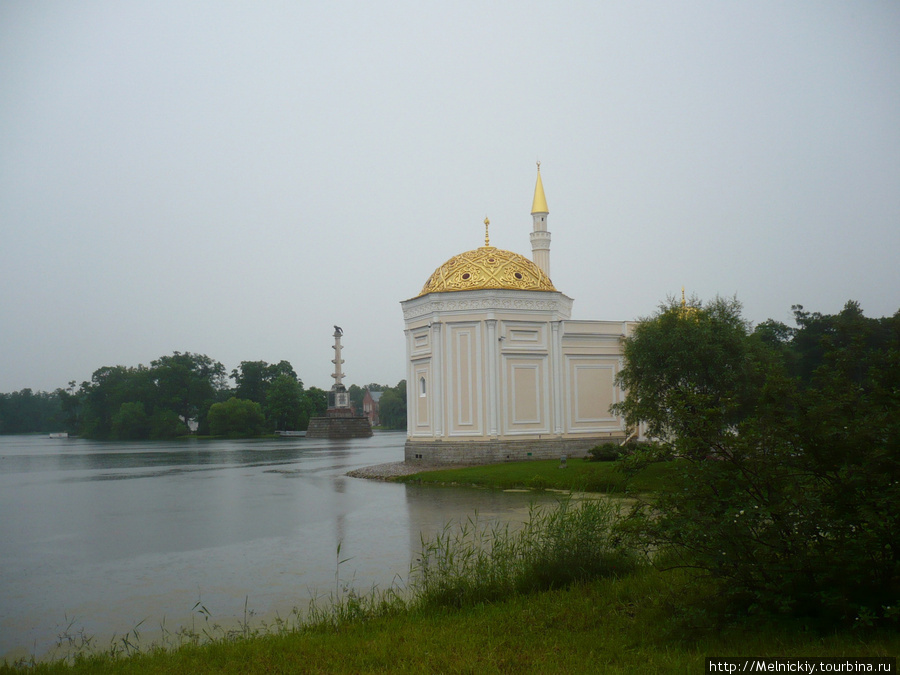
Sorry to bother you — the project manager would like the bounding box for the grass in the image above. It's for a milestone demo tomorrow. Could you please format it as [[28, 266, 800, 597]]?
[[395, 457, 676, 493], [6, 566, 898, 674]]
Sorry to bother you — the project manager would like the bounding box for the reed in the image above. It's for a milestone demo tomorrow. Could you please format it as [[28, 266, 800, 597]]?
[[303, 542, 408, 629], [410, 497, 636, 610]]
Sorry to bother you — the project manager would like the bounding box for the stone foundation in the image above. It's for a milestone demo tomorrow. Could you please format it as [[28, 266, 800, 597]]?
[[405, 436, 623, 465], [306, 416, 373, 439]]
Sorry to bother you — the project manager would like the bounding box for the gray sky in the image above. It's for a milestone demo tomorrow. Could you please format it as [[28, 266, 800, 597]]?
[[2, 1, 899, 393]]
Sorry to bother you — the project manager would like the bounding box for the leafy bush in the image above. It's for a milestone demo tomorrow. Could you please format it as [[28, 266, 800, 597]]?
[[587, 440, 664, 463], [149, 409, 184, 439], [111, 402, 150, 440], [587, 443, 620, 462], [614, 297, 900, 627], [207, 397, 265, 438]]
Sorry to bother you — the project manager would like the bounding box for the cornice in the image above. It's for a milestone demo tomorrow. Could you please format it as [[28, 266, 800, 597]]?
[[401, 289, 573, 322]]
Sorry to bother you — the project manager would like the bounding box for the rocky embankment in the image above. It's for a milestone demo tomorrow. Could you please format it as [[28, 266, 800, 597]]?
[[346, 461, 424, 480]]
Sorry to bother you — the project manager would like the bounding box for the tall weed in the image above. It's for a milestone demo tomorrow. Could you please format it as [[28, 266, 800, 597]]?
[[410, 498, 636, 610]]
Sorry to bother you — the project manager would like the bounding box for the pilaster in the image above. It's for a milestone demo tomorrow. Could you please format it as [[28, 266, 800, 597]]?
[[551, 320, 564, 436], [485, 318, 499, 438], [432, 321, 444, 439]]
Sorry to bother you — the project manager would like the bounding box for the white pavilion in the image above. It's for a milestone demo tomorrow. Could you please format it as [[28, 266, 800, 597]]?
[[401, 165, 637, 465]]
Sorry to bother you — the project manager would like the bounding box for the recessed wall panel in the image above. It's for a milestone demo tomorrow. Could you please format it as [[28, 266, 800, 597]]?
[[566, 357, 618, 431], [410, 329, 431, 358], [456, 331, 472, 426], [501, 322, 548, 351], [502, 356, 549, 434], [414, 363, 430, 431], [512, 365, 540, 423], [448, 324, 482, 436]]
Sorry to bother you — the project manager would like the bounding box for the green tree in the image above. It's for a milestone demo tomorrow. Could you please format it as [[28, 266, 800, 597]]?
[[611, 295, 764, 444], [207, 397, 265, 437], [111, 402, 151, 440], [232, 360, 298, 404], [348, 384, 364, 414], [151, 352, 227, 433], [232, 360, 305, 429], [303, 387, 328, 423], [613, 297, 900, 626], [149, 409, 184, 439], [377, 380, 407, 430], [231, 360, 270, 403], [74, 355, 226, 439], [266, 373, 304, 431], [58, 382, 82, 433], [0, 388, 66, 434], [78, 365, 155, 439]]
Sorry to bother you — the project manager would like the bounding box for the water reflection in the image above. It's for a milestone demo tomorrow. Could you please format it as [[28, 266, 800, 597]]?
[[0, 433, 555, 661]]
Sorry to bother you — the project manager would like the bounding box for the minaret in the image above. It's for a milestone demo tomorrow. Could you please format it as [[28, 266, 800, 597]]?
[[530, 162, 551, 278]]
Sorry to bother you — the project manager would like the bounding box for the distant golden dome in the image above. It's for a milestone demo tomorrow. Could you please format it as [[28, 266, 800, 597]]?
[[418, 245, 557, 296]]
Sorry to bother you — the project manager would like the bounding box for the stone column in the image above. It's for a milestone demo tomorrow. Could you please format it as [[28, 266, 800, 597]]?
[[331, 327, 345, 387]]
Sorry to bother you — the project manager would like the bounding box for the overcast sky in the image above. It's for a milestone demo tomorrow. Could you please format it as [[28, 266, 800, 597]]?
[[1, 1, 898, 393]]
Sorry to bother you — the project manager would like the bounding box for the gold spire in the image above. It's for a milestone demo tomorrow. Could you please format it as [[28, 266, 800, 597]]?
[[531, 161, 548, 214], [484, 216, 490, 246]]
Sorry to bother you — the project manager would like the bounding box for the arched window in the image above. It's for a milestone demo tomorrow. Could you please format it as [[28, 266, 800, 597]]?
[[419, 377, 427, 397]]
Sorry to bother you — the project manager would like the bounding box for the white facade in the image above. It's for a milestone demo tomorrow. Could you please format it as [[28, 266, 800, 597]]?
[[402, 289, 634, 446]]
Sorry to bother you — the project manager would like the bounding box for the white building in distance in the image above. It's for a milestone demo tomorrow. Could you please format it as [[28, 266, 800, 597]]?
[[401, 165, 637, 465]]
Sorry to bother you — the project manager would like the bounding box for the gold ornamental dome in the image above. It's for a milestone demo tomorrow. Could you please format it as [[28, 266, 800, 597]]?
[[418, 219, 556, 296]]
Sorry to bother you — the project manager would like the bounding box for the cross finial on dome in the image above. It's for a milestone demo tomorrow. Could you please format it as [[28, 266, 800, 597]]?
[[484, 217, 490, 246], [679, 286, 699, 319]]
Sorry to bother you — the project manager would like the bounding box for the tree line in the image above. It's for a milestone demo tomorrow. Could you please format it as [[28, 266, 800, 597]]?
[[0, 389, 68, 434], [0, 352, 407, 438], [613, 298, 899, 626]]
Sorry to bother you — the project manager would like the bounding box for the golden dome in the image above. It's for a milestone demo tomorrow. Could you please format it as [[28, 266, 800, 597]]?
[[418, 245, 557, 296]]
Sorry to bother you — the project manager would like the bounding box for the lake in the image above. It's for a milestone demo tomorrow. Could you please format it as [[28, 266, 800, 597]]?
[[0, 432, 558, 661]]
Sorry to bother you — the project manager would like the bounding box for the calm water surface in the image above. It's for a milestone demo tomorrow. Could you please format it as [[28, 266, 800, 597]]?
[[0, 433, 558, 660]]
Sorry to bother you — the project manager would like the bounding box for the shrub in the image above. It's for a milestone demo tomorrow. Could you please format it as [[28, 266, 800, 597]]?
[[614, 298, 900, 627], [587, 443, 620, 462], [587, 440, 664, 463], [111, 402, 150, 440], [207, 397, 265, 438], [150, 409, 185, 439]]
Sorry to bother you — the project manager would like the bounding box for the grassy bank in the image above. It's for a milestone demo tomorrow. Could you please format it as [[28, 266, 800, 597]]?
[[6, 567, 897, 674], [394, 457, 675, 493]]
